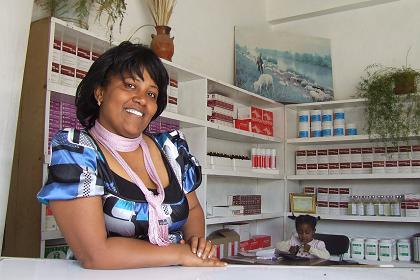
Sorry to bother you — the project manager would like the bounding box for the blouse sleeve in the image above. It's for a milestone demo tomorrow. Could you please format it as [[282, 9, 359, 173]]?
[[309, 240, 331, 259], [152, 130, 202, 194], [276, 240, 292, 252], [37, 129, 104, 205]]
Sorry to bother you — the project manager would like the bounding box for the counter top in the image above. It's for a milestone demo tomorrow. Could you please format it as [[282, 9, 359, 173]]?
[[0, 257, 419, 280]]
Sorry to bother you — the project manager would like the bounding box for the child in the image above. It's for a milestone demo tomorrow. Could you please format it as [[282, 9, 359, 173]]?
[[276, 215, 330, 259]]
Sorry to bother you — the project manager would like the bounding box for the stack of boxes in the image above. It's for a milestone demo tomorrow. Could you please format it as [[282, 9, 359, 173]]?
[[228, 194, 261, 215], [207, 194, 262, 218], [207, 93, 234, 127], [146, 116, 180, 134], [296, 144, 420, 175], [51, 38, 100, 88], [206, 93, 275, 136], [166, 78, 178, 113], [304, 186, 351, 215], [48, 97, 83, 146], [235, 106, 273, 136]]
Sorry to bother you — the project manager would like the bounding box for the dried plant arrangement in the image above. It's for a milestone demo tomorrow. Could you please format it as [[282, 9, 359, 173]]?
[[146, 0, 176, 26]]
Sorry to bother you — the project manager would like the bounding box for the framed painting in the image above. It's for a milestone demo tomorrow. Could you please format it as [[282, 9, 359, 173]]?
[[289, 193, 316, 214], [234, 26, 334, 103]]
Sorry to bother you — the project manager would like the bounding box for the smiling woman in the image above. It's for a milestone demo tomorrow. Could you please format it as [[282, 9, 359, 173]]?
[[36, 42, 226, 269]]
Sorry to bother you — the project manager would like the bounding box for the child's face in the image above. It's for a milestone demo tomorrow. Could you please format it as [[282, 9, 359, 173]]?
[[296, 223, 315, 244]]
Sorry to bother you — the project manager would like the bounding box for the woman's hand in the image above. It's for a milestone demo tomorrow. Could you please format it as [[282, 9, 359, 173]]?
[[178, 243, 226, 267], [181, 236, 216, 259]]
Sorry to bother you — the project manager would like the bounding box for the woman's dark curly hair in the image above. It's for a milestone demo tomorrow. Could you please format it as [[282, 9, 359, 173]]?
[[75, 41, 169, 128]]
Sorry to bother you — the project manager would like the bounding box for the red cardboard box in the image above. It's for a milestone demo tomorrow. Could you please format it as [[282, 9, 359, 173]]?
[[262, 109, 274, 126], [251, 235, 271, 249]]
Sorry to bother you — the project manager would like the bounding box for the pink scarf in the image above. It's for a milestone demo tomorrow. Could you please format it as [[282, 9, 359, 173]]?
[[89, 121, 170, 246]]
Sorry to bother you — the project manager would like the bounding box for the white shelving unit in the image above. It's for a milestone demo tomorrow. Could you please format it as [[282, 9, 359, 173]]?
[[284, 99, 420, 246], [287, 173, 420, 180], [286, 212, 420, 223], [15, 17, 286, 258], [12, 17, 418, 262]]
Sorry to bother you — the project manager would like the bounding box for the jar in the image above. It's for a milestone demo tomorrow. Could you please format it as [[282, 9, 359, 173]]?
[[365, 195, 375, 216], [357, 196, 365, 216], [351, 238, 365, 259], [379, 239, 393, 262], [391, 195, 402, 217], [397, 239, 411, 261], [348, 195, 358, 215], [383, 195, 392, 216], [365, 238, 379, 261]]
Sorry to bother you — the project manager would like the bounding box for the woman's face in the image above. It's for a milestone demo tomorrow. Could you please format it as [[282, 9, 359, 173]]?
[[296, 223, 315, 244], [95, 69, 159, 138]]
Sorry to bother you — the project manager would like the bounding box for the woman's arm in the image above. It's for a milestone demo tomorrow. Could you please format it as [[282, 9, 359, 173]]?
[[50, 196, 224, 269], [182, 191, 216, 259], [182, 191, 205, 240]]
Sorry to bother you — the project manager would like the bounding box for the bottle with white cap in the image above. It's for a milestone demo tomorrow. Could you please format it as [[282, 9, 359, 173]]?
[[271, 149, 276, 169]]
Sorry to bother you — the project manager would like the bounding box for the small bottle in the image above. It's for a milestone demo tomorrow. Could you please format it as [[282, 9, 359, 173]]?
[[383, 195, 391, 216], [348, 195, 358, 215], [271, 149, 276, 169], [365, 195, 375, 216], [377, 195, 385, 216], [391, 195, 401, 217], [251, 148, 257, 168], [373, 195, 380, 216], [357, 195, 365, 216]]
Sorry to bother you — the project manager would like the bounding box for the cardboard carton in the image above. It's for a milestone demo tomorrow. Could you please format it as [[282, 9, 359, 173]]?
[[208, 229, 240, 258]]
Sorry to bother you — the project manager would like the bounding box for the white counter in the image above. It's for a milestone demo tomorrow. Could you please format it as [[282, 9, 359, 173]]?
[[0, 257, 419, 280]]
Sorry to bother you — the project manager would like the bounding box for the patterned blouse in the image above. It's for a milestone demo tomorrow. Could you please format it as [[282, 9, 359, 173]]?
[[37, 129, 202, 243]]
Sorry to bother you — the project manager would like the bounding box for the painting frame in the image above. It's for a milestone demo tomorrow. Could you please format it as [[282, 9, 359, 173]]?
[[289, 193, 316, 214], [234, 25, 334, 104]]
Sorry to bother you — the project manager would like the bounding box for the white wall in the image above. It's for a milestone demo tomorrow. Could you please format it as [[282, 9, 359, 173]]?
[[266, 0, 420, 100], [32, 0, 266, 84], [266, 0, 399, 23], [0, 1, 33, 254]]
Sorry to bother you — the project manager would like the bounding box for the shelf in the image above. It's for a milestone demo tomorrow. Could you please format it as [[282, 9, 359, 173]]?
[[286, 212, 420, 223], [160, 111, 206, 128], [204, 168, 283, 179], [207, 122, 282, 143], [161, 59, 206, 82], [287, 173, 420, 180], [207, 78, 281, 108], [206, 212, 283, 225], [41, 230, 63, 241], [285, 98, 366, 110], [287, 135, 373, 145], [47, 82, 76, 97], [287, 134, 420, 145]]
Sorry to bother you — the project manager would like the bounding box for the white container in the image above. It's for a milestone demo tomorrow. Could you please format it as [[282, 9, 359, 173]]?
[[351, 238, 365, 259], [334, 108, 345, 121], [379, 239, 393, 262], [322, 109, 333, 122], [346, 123, 358, 136], [397, 239, 411, 261], [321, 121, 333, 137], [310, 110, 322, 122], [298, 122, 310, 138], [298, 110, 310, 123], [365, 238, 379, 261], [334, 124, 345, 136]]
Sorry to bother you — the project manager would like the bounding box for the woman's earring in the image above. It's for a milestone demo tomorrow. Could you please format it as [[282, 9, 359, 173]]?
[[97, 100, 101, 106]]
